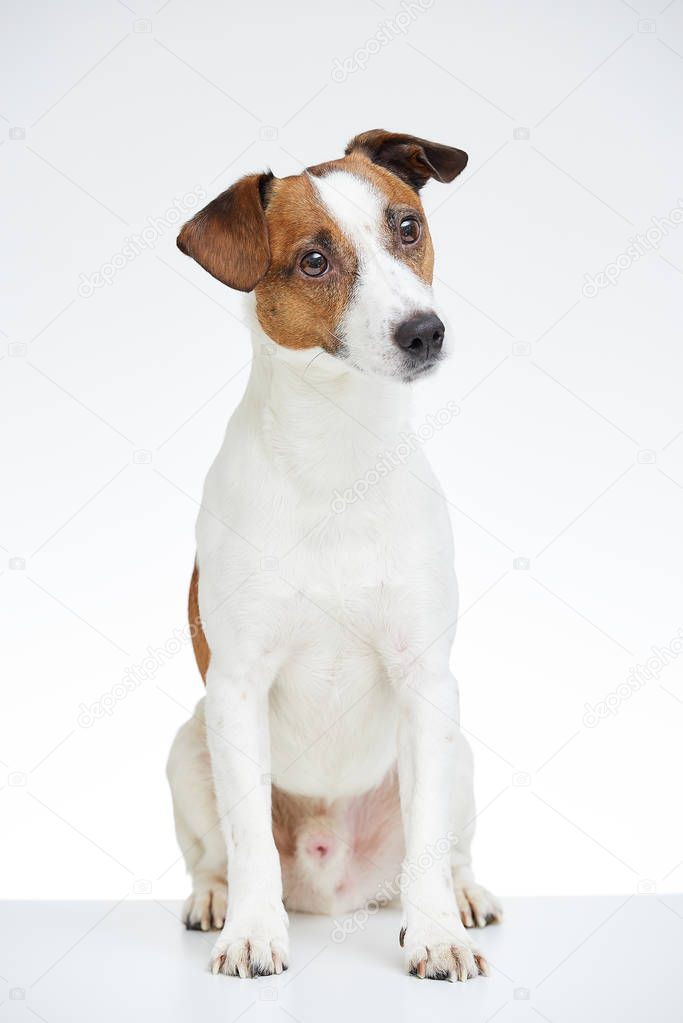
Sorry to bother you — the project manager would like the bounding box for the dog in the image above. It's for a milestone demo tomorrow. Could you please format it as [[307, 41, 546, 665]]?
[[166, 129, 502, 982]]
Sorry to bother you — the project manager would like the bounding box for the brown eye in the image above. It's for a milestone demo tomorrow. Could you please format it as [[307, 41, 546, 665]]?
[[300, 251, 328, 277], [399, 216, 421, 245]]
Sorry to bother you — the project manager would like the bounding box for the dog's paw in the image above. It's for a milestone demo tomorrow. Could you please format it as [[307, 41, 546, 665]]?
[[209, 912, 289, 978], [400, 914, 488, 982], [183, 882, 227, 931], [402, 932, 488, 977], [454, 881, 503, 929]]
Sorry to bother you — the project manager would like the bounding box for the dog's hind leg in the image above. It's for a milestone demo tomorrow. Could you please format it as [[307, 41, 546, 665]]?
[[166, 698, 227, 931], [450, 730, 503, 929]]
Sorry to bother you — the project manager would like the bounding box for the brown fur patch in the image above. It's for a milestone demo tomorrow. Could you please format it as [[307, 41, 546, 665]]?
[[255, 173, 356, 351], [189, 563, 210, 683]]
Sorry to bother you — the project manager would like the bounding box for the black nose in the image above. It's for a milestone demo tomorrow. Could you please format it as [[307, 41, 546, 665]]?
[[393, 312, 445, 362]]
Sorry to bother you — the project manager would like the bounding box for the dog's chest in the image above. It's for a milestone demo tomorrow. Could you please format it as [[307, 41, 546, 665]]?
[[269, 617, 399, 800], [261, 518, 394, 796]]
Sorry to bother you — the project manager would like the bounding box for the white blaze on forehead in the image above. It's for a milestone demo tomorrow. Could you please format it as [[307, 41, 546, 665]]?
[[310, 170, 386, 249], [310, 169, 436, 379]]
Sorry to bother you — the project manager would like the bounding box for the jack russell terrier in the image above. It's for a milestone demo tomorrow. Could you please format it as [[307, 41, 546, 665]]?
[[167, 129, 502, 982]]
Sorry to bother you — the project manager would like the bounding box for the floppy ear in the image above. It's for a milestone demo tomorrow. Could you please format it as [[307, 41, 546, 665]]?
[[345, 129, 468, 191], [177, 172, 273, 291]]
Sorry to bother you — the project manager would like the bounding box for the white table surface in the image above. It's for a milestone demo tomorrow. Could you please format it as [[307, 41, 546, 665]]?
[[0, 896, 681, 1022]]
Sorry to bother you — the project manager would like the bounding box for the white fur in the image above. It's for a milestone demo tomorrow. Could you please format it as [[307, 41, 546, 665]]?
[[167, 170, 500, 980]]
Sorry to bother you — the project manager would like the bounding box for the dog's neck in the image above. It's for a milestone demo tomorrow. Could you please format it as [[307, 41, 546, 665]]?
[[241, 320, 413, 498]]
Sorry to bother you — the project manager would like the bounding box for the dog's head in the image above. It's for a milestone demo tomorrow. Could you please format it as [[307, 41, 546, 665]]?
[[178, 129, 468, 383]]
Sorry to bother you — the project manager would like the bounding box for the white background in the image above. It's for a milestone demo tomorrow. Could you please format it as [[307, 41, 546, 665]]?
[[2, 0, 683, 905]]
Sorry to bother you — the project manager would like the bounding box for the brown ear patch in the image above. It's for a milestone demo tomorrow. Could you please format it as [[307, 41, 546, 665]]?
[[345, 129, 468, 191], [177, 173, 272, 292]]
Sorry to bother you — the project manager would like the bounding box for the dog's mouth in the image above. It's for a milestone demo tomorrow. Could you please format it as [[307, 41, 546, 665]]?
[[331, 345, 445, 384], [399, 353, 444, 383]]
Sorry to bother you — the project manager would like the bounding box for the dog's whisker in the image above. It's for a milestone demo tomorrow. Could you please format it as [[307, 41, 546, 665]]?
[[302, 348, 325, 379]]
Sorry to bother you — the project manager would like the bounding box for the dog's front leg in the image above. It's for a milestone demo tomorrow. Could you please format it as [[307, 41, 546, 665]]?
[[204, 660, 288, 978], [396, 665, 488, 981]]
